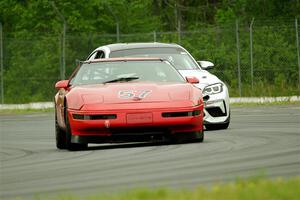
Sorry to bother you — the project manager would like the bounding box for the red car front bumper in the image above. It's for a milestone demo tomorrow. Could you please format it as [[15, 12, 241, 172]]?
[[68, 105, 203, 143]]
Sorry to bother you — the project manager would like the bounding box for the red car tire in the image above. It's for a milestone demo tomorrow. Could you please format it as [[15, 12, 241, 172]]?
[[55, 108, 67, 149]]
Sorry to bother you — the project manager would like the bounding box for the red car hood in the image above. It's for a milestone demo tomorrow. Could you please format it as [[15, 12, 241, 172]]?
[[66, 82, 200, 110]]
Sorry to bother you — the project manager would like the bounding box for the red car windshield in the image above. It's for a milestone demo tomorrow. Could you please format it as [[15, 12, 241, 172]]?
[[71, 60, 185, 86], [110, 47, 200, 70]]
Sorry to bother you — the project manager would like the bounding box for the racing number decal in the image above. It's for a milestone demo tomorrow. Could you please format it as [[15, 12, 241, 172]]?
[[118, 90, 152, 99], [118, 90, 135, 99], [139, 90, 152, 98]]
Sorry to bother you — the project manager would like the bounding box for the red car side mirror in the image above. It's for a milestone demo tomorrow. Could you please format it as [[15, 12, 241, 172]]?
[[55, 80, 69, 89], [186, 76, 199, 84]]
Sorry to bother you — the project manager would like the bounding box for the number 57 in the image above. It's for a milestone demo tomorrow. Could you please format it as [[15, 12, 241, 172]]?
[[118, 90, 152, 99]]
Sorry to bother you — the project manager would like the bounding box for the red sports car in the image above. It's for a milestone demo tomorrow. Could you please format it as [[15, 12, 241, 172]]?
[[54, 58, 204, 150]]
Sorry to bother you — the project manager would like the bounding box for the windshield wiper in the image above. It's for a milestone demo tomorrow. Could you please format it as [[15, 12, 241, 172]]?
[[103, 76, 139, 84]]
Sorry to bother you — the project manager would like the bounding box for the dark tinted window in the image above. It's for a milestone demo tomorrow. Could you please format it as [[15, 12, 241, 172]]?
[[95, 51, 105, 59], [110, 47, 200, 70]]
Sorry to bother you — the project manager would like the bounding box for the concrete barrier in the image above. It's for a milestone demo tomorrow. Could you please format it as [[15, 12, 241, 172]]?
[[229, 96, 300, 103], [0, 102, 54, 110], [0, 96, 299, 110]]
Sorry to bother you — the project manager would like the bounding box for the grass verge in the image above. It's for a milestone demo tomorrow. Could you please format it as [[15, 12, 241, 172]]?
[[0, 108, 54, 114], [37, 177, 300, 200]]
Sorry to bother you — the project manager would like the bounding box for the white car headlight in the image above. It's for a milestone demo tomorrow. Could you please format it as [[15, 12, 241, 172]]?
[[203, 83, 223, 95]]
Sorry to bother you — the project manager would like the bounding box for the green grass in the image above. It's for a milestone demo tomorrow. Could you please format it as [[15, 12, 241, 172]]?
[[35, 177, 300, 200], [0, 108, 54, 115], [228, 83, 300, 97]]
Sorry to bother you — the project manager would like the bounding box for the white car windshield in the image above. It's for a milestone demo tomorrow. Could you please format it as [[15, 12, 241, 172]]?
[[71, 60, 185, 86], [109, 47, 200, 70]]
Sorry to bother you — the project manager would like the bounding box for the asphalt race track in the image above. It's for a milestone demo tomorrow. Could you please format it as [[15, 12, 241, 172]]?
[[1, 105, 300, 199]]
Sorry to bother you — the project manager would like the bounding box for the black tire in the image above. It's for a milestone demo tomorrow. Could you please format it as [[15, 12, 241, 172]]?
[[193, 130, 204, 142], [171, 130, 204, 143], [65, 105, 88, 151], [55, 111, 67, 149], [205, 122, 229, 130]]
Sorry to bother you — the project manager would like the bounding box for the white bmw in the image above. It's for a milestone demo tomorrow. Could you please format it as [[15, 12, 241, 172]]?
[[87, 43, 230, 130]]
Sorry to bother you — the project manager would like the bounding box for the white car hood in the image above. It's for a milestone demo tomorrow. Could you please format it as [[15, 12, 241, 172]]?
[[178, 69, 222, 90]]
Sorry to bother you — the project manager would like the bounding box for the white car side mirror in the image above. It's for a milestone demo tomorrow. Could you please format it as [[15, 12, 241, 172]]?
[[197, 61, 214, 70]]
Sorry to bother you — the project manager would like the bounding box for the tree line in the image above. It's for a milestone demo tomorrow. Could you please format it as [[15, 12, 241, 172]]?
[[0, 0, 299, 103]]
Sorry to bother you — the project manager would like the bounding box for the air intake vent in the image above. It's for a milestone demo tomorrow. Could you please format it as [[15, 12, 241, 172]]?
[[73, 114, 117, 120], [162, 110, 201, 118], [206, 107, 226, 117]]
